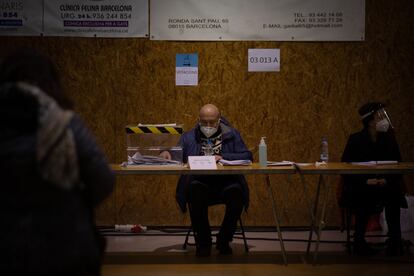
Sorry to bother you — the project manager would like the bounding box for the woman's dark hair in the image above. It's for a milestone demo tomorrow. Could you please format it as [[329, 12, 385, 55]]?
[[0, 83, 39, 135], [0, 49, 73, 109], [358, 102, 385, 129]]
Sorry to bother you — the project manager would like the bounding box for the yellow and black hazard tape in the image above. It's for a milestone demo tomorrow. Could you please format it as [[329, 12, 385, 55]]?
[[126, 125, 183, 135]]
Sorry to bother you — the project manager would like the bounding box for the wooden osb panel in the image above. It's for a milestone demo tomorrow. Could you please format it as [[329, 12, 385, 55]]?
[[1, 0, 413, 227]]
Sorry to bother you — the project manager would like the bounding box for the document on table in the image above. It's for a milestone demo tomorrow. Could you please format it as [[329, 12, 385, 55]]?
[[267, 161, 294, 166], [218, 159, 252, 166], [138, 123, 179, 127], [351, 160, 398, 166], [127, 152, 181, 166], [188, 156, 217, 170]]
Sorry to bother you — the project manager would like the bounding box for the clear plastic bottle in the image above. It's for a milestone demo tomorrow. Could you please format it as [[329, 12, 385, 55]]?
[[259, 137, 267, 167], [320, 137, 329, 163]]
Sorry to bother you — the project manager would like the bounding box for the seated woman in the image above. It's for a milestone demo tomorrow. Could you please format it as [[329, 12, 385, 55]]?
[[341, 102, 406, 256]]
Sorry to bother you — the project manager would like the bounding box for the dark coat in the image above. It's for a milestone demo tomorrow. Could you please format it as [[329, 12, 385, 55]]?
[[176, 121, 253, 212], [341, 128, 406, 212], [0, 113, 114, 275]]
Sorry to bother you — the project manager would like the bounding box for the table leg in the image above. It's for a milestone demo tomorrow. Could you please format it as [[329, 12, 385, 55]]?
[[312, 175, 330, 264], [305, 174, 323, 256], [282, 174, 294, 219], [265, 175, 288, 265], [113, 181, 118, 225]]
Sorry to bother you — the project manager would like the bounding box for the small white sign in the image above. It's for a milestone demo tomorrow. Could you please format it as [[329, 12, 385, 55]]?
[[248, 49, 280, 72], [188, 156, 217, 170], [176, 53, 198, 86]]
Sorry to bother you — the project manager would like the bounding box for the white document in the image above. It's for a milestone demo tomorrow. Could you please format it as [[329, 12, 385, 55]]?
[[267, 161, 294, 166], [188, 156, 217, 170], [175, 66, 198, 86], [218, 159, 252, 166], [248, 49, 280, 72], [295, 162, 313, 166], [138, 123, 179, 127], [351, 161, 398, 166]]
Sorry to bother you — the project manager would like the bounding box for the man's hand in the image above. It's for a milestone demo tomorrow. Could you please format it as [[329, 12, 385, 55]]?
[[159, 151, 172, 160], [366, 178, 387, 186], [215, 155, 223, 162], [366, 178, 378, 185], [377, 178, 387, 186]]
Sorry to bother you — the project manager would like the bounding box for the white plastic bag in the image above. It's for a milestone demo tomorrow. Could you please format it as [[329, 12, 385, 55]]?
[[380, 195, 414, 233]]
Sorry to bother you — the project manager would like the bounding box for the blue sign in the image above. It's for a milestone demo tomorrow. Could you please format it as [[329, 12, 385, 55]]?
[[176, 53, 198, 67]]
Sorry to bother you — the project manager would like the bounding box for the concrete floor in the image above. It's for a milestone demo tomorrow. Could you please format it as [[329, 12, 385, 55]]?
[[102, 264, 414, 276], [102, 228, 414, 275]]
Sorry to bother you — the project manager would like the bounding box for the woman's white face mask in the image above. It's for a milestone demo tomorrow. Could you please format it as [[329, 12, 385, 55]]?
[[376, 119, 390, 132], [200, 126, 218, 138]]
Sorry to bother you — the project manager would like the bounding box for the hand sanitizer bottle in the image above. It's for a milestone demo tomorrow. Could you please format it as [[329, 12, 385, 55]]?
[[259, 137, 267, 167]]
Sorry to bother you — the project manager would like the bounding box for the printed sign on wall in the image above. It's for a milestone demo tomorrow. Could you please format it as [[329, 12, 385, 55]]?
[[0, 0, 43, 36], [248, 49, 280, 72], [43, 0, 148, 37], [176, 53, 198, 86], [150, 0, 365, 41]]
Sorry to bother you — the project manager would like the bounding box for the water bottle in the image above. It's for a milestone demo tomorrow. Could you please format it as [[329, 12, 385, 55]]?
[[259, 137, 267, 167], [320, 137, 329, 163]]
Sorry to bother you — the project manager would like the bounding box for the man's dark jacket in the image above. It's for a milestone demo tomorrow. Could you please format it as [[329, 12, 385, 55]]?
[[176, 119, 253, 212]]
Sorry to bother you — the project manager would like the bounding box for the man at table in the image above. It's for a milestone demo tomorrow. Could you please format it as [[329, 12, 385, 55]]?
[[162, 104, 252, 256], [341, 102, 406, 256]]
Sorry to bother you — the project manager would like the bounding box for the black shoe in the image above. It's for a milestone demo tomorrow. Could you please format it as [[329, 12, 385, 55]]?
[[196, 245, 211, 257], [385, 239, 404, 256], [216, 241, 233, 255], [353, 240, 378, 256]]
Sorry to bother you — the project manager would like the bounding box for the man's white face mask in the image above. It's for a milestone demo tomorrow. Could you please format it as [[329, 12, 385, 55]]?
[[376, 119, 390, 132], [200, 126, 218, 138]]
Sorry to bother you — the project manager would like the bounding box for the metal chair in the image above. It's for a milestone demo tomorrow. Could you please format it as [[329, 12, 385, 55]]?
[[182, 203, 249, 252]]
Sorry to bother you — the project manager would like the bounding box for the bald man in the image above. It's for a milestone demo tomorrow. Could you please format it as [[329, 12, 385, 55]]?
[[175, 104, 253, 257]]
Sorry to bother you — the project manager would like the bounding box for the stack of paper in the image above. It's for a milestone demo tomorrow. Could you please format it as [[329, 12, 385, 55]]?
[[218, 159, 252, 166], [267, 161, 294, 166], [138, 123, 179, 127], [351, 160, 398, 166], [127, 152, 181, 166]]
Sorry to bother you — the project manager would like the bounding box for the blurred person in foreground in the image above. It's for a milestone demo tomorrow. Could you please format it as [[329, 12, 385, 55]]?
[[0, 50, 114, 275]]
